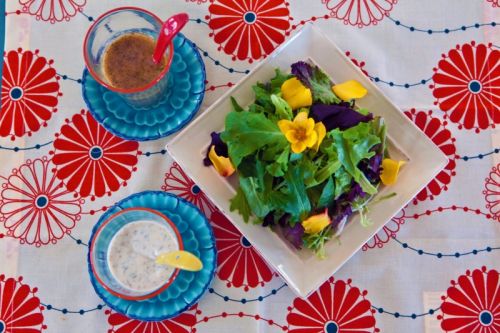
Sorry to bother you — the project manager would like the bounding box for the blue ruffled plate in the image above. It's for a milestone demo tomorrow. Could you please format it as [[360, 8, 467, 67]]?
[[87, 191, 216, 321], [82, 33, 206, 141]]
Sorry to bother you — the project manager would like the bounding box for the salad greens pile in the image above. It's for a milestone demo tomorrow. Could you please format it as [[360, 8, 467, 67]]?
[[205, 61, 392, 257]]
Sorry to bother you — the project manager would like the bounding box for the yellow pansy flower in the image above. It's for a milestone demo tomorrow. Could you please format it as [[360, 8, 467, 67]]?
[[332, 80, 368, 101], [209, 146, 235, 177], [380, 158, 405, 185], [281, 77, 313, 110], [278, 112, 326, 154], [302, 209, 331, 234]]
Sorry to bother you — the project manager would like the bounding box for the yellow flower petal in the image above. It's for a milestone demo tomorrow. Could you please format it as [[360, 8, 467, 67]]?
[[312, 122, 326, 151], [294, 111, 308, 123], [380, 158, 405, 185], [209, 146, 235, 177], [281, 78, 313, 110], [302, 210, 331, 234], [304, 118, 316, 134], [285, 130, 299, 144], [303, 130, 318, 148], [291, 141, 307, 153], [278, 119, 294, 134], [332, 80, 368, 101]]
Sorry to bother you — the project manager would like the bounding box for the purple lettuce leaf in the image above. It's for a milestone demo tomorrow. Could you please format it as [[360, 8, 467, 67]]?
[[282, 222, 305, 249], [310, 103, 373, 131], [203, 132, 229, 166], [359, 152, 382, 183], [291, 61, 314, 88]]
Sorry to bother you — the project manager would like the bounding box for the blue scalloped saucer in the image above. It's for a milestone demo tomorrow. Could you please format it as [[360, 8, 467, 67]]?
[[87, 191, 216, 321], [82, 33, 206, 141]]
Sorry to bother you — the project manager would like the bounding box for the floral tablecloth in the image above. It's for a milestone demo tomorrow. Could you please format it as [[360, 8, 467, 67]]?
[[0, 1, 499, 332]]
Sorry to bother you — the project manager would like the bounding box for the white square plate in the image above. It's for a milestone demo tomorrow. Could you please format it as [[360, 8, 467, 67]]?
[[167, 24, 448, 298]]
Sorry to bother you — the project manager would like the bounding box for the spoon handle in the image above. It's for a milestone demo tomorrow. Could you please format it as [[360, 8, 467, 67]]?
[[152, 13, 189, 64]]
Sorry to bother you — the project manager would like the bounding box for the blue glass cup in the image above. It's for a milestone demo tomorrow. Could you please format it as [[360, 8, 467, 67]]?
[[83, 7, 174, 108]]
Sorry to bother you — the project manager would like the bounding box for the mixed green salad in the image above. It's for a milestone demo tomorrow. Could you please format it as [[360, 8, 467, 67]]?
[[205, 61, 402, 257]]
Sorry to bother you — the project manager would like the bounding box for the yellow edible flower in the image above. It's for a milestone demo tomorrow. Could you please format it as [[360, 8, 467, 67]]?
[[332, 80, 367, 101], [302, 209, 331, 234], [209, 146, 235, 177], [281, 77, 313, 110], [278, 112, 326, 154], [380, 158, 405, 185]]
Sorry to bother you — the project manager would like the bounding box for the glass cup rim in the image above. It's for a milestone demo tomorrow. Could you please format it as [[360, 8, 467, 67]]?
[[89, 207, 184, 301], [83, 6, 175, 94]]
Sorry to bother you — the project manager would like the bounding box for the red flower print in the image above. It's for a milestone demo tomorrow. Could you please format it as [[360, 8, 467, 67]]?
[[486, 0, 498, 7], [207, 0, 291, 62], [405, 109, 457, 204], [363, 207, 405, 250], [0, 157, 83, 247], [0, 276, 46, 333], [161, 162, 217, 218], [50, 110, 139, 199], [431, 42, 500, 132], [287, 277, 379, 333], [211, 211, 274, 290], [1, 49, 61, 140], [438, 267, 500, 333], [322, 0, 397, 27], [106, 306, 199, 333], [483, 163, 500, 222], [18, 0, 86, 23]]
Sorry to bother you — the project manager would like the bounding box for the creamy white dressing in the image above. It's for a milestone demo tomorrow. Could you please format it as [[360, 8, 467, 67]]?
[[107, 220, 179, 292]]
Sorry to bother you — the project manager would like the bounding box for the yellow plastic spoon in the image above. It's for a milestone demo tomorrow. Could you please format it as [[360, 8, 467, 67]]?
[[155, 250, 203, 272]]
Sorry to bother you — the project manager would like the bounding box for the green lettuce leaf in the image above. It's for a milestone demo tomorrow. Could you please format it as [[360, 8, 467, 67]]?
[[317, 176, 335, 209], [271, 94, 293, 120], [230, 187, 252, 222], [282, 164, 312, 222], [221, 111, 286, 167]]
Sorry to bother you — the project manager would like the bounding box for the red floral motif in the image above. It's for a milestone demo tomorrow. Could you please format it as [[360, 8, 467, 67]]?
[[431, 42, 500, 132], [363, 207, 405, 250], [1, 49, 61, 140], [161, 162, 217, 218], [483, 164, 500, 222], [207, 0, 291, 62], [0, 276, 46, 333], [322, 0, 397, 27], [211, 211, 274, 290], [405, 109, 457, 204], [287, 277, 379, 332], [106, 306, 199, 333], [18, 0, 86, 23], [438, 267, 500, 332], [50, 110, 139, 199], [486, 0, 498, 7], [0, 157, 83, 247]]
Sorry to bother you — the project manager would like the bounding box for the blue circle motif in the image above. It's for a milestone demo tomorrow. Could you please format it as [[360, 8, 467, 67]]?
[[468, 80, 482, 93], [35, 195, 48, 208], [191, 185, 201, 194], [241, 236, 252, 248], [0, 320, 5, 333], [10, 87, 23, 100], [479, 310, 493, 326], [244, 12, 257, 24], [324, 321, 339, 333], [90, 146, 103, 160]]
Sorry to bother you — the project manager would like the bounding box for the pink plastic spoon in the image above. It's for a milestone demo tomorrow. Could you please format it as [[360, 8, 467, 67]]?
[[152, 13, 189, 65]]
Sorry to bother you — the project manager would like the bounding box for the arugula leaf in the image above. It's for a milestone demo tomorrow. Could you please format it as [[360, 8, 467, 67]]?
[[303, 225, 334, 259], [266, 146, 290, 177], [330, 122, 381, 195], [253, 84, 274, 110], [270, 68, 292, 93], [238, 161, 274, 219], [270, 94, 293, 120], [282, 164, 312, 222], [230, 96, 245, 112], [221, 111, 286, 167], [230, 187, 252, 222], [291, 61, 341, 104], [334, 167, 353, 198], [317, 176, 335, 208]]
